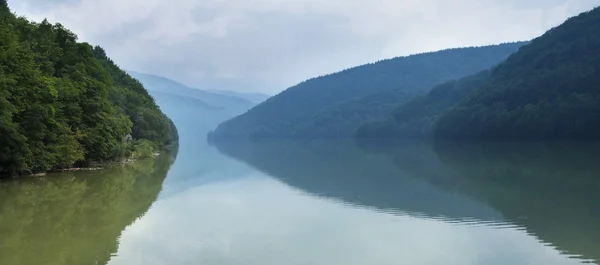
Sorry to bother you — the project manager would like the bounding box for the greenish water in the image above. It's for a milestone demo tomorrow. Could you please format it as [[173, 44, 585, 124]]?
[[1, 139, 599, 265], [0, 156, 175, 265]]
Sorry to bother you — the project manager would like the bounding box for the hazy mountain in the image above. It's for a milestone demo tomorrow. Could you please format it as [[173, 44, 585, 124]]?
[[128, 71, 260, 195], [207, 89, 270, 104], [128, 71, 255, 111], [127, 71, 259, 143], [211, 42, 526, 139]]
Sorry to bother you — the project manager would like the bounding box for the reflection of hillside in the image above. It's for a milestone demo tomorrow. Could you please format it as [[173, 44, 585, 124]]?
[[214, 139, 502, 222], [215, 138, 600, 263], [0, 155, 175, 265], [433, 141, 600, 263]]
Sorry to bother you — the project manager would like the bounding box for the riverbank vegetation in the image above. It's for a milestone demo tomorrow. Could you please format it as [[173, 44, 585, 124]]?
[[0, 1, 177, 175]]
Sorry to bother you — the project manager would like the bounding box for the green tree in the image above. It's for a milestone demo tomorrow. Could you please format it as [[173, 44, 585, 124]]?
[[433, 6, 600, 140], [0, 4, 177, 174]]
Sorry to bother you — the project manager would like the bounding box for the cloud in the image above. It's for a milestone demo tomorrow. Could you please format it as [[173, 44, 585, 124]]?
[[8, 0, 599, 93]]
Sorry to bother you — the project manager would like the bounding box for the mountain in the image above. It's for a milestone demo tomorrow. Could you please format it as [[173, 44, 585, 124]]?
[[0, 3, 176, 175], [211, 42, 526, 139], [207, 89, 270, 104], [127, 71, 255, 111], [129, 71, 260, 141], [355, 70, 491, 138], [432, 6, 600, 140]]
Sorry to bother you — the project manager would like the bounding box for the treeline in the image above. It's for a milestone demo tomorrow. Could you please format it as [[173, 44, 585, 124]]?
[[0, 1, 177, 175], [359, 6, 600, 140], [212, 42, 525, 139]]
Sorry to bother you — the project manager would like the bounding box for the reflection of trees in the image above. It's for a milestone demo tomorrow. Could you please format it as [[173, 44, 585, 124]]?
[[215, 138, 600, 263], [214, 139, 501, 223], [433, 141, 600, 263], [0, 154, 175, 265]]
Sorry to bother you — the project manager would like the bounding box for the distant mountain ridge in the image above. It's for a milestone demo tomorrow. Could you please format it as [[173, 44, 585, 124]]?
[[207, 89, 270, 104], [211, 42, 527, 139], [126, 71, 264, 197], [128, 71, 261, 151], [127, 71, 255, 110]]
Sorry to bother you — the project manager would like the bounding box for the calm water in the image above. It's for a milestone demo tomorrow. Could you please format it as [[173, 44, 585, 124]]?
[[1, 137, 599, 265]]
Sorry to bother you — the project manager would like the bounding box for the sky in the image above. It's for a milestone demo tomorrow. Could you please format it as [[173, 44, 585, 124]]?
[[8, 0, 599, 94]]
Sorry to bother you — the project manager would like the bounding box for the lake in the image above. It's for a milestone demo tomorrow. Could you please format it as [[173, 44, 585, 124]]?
[[1, 136, 599, 265]]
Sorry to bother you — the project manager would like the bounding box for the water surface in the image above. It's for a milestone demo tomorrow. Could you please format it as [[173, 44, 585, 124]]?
[[0, 156, 174, 265], [1, 138, 599, 265]]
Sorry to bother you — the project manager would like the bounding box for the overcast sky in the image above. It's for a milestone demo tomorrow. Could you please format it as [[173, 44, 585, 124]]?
[[8, 0, 599, 94]]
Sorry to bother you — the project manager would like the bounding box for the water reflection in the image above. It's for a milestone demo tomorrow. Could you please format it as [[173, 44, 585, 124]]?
[[215, 139, 600, 264], [0, 155, 175, 265], [214, 139, 503, 222], [107, 174, 583, 265], [433, 141, 600, 263]]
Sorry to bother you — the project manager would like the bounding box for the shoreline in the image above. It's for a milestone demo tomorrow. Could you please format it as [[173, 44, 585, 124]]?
[[1, 151, 168, 180], [0, 159, 142, 179]]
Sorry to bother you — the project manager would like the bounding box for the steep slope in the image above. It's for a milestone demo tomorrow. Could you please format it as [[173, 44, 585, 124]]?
[[0, 4, 176, 174], [128, 71, 255, 111], [433, 6, 600, 140], [212, 42, 525, 138], [355, 71, 490, 138]]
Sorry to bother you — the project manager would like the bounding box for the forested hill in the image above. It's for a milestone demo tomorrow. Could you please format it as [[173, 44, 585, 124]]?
[[211, 42, 525, 139], [0, 2, 177, 175], [355, 70, 491, 138], [432, 6, 600, 140]]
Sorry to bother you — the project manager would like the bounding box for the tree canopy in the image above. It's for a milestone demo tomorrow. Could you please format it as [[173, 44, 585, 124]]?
[[0, 5, 176, 174], [355, 71, 491, 138], [433, 6, 600, 140]]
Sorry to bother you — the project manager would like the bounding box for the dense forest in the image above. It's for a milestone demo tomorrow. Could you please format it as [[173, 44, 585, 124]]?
[[0, 1, 177, 175], [355, 71, 490, 138], [360, 6, 600, 140], [211, 42, 525, 139], [433, 6, 600, 140]]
